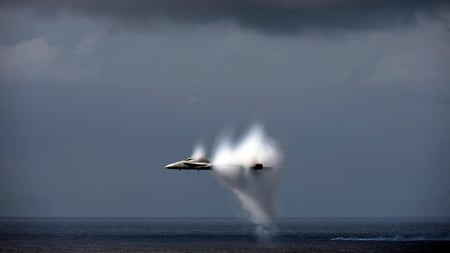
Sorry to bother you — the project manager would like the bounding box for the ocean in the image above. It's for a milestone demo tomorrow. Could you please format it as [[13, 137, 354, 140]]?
[[1, 217, 449, 252]]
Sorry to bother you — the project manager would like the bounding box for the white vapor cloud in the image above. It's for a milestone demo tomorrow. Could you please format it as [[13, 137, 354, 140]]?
[[210, 124, 283, 238]]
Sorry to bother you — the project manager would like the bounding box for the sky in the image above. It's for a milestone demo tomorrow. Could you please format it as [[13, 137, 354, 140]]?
[[1, 0, 449, 218]]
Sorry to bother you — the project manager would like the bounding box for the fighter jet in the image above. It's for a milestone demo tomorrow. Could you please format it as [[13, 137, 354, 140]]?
[[165, 157, 269, 171], [165, 157, 212, 171]]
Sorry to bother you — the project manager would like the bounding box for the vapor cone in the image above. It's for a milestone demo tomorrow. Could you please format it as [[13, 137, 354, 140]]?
[[211, 124, 283, 237]]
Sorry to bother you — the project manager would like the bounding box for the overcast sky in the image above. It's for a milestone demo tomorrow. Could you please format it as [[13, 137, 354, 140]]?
[[1, 0, 449, 218]]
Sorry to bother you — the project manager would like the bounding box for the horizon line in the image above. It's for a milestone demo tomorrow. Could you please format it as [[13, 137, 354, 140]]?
[[1, 216, 449, 219]]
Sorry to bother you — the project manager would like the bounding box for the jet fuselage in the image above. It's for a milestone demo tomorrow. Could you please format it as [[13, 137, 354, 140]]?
[[165, 157, 211, 170], [165, 157, 268, 171]]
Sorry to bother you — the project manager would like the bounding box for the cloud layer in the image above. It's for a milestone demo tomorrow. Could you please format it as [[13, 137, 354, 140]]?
[[0, 1, 449, 218], [1, 0, 449, 34]]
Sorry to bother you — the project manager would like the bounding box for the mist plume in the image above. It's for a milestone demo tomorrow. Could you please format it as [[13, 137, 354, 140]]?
[[208, 124, 283, 238]]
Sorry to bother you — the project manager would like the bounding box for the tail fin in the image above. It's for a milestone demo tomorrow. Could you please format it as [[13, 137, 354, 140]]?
[[250, 163, 263, 170]]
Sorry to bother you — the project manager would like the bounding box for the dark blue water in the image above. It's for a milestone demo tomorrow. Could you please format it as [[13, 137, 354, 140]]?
[[1, 218, 449, 252]]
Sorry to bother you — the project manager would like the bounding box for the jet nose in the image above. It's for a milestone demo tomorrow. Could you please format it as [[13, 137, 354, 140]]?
[[165, 163, 176, 169]]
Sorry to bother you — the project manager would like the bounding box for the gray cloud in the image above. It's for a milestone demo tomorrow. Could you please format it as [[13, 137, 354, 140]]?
[[1, 0, 449, 34], [0, 0, 449, 218]]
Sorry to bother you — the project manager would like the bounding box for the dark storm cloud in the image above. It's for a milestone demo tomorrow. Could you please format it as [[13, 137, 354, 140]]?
[[1, 0, 449, 218], [1, 0, 448, 34]]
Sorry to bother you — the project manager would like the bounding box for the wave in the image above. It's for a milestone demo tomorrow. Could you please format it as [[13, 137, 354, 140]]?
[[331, 235, 450, 241]]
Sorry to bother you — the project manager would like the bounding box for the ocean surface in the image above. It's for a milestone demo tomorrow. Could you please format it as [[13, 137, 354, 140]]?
[[1, 217, 449, 252]]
